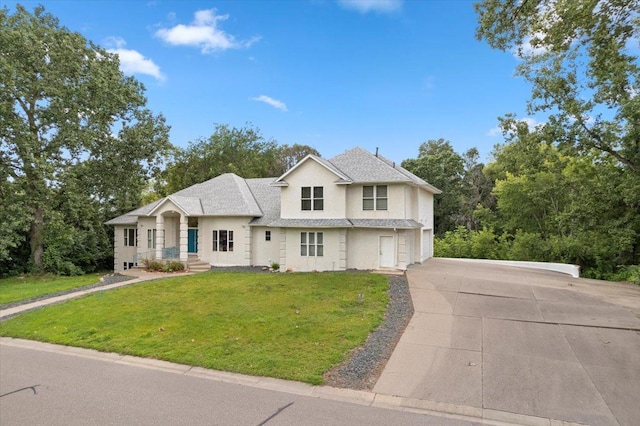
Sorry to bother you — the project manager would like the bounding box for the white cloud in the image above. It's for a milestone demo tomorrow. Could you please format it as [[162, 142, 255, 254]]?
[[155, 9, 260, 54], [514, 32, 549, 58], [251, 95, 287, 111], [337, 0, 402, 14], [105, 37, 165, 81], [488, 117, 539, 136]]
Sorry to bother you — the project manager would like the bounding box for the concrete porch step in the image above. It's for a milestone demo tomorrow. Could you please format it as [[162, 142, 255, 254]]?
[[187, 259, 211, 272]]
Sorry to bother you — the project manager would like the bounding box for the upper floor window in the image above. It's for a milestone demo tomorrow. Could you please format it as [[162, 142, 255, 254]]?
[[124, 228, 137, 247], [213, 230, 234, 252], [301, 186, 323, 211], [265, 230, 271, 241], [363, 185, 388, 210]]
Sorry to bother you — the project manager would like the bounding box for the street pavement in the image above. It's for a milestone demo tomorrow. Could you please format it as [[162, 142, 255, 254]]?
[[373, 258, 640, 426], [0, 340, 479, 426]]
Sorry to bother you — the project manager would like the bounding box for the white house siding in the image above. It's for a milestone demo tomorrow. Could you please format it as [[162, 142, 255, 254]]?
[[251, 226, 280, 267], [281, 228, 343, 272], [418, 190, 434, 230], [163, 216, 179, 250], [137, 217, 156, 259], [347, 228, 398, 270], [418, 190, 435, 261], [345, 184, 406, 219], [422, 229, 433, 259], [280, 160, 347, 219], [199, 217, 252, 266], [113, 225, 138, 272]]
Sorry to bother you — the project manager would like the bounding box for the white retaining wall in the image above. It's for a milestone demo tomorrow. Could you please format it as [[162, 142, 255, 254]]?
[[439, 258, 580, 278]]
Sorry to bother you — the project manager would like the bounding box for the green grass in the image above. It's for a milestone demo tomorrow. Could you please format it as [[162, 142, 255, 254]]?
[[0, 272, 389, 384], [0, 273, 104, 305]]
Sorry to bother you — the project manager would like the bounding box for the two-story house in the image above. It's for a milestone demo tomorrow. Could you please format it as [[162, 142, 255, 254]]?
[[106, 147, 441, 272]]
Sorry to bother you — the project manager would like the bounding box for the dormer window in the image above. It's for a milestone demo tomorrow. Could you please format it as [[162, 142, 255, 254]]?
[[301, 186, 323, 211], [363, 185, 388, 210]]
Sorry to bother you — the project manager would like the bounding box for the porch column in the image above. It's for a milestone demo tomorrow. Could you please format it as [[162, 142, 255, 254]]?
[[179, 215, 188, 262], [155, 215, 164, 260]]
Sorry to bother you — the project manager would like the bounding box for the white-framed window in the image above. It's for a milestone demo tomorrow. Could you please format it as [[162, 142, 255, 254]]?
[[301, 186, 323, 211], [124, 228, 137, 247], [265, 230, 271, 241], [363, 185, 388, 210], [147, 229, 157, 249], [213, 230, 234, 252], [300, 232, 323, 257]]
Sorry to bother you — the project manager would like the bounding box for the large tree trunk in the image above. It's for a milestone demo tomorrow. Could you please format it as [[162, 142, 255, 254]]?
[[29, 206, 44, 272]]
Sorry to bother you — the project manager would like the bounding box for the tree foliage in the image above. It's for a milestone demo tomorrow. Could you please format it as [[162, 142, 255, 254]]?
[[475, 0, 640, 173], [402, 139, 466, 235], [160, 124, 319, 194], [469, 0, 640, 280], [0, 5, 171, 275]]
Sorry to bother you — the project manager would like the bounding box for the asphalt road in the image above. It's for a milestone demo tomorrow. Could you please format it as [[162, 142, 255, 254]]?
[[0, 343, 479, 426]]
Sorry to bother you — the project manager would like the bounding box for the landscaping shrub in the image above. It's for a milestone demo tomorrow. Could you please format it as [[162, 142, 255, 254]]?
[[163, 260, 185, 272], [142, 258, 164, 272]]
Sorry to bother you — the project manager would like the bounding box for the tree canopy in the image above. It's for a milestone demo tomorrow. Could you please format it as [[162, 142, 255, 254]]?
[[160, 124, 319, 195], [0, 5, 171, 275], [475, 0, 640, 173]]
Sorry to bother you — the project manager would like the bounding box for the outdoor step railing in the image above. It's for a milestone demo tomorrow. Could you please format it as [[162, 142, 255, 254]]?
[[162, 247, 179, 260], [135, 247, 180, 263]]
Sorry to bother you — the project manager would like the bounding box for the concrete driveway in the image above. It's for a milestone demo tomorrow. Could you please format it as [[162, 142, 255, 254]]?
[[373, 258, 640, 426]]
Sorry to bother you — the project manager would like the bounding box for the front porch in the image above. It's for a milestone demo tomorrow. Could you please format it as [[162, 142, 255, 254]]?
[[136, 206, 204, 270]]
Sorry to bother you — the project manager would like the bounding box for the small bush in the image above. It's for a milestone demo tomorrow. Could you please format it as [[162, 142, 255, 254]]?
[[142, 258, 164, 272], [270, 261, 280, 271], [163, 260, 185, 272]]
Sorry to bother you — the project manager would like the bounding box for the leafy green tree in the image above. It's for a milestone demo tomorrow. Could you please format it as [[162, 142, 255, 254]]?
[[161, 124, 279, 194], [459, 147, 495, 230], [0, 5, 171, 274], [270, 143, 321, 176], [402, 139, 465, 235], [476, 0, 640, 173]]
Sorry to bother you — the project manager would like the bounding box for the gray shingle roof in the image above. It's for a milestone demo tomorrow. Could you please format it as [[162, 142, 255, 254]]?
[[246, 178, 280, 225], [174, 173, 263, 216], [104, 214, 139, 225], [264, 218, 422, 229], [350, 219, 423, 229], [327, 147, 441, 193], [267, 219, 353, 228], [163, 196, 203, 216], [105, 173, 270, 225]]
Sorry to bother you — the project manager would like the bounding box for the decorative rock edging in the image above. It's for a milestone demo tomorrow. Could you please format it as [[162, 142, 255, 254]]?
[[323, 274, 413, 390]]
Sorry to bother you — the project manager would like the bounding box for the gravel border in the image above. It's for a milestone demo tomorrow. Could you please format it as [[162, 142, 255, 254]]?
[[0, 274, 135, 311], [323, 273, 414, 390]]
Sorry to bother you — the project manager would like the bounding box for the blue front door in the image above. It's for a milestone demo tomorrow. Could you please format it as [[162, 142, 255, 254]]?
[[188, 229, 198, 253]]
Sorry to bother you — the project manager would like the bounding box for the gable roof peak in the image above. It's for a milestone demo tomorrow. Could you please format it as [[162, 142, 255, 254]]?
[[272, 153, 352, 185]]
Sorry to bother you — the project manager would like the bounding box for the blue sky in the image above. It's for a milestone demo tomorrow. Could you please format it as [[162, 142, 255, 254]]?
[[6, 0, 537, 164]]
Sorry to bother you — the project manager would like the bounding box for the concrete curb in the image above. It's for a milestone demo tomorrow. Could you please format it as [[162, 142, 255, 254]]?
[[0, 337, 579, 426]]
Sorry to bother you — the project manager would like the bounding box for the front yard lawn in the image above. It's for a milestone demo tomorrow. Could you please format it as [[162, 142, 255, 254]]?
[[0, 272, 388, 384], [0, 273, 104, 306]]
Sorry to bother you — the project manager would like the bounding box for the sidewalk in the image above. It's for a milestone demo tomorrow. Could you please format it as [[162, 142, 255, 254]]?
[[0, 270, 193, 320]]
